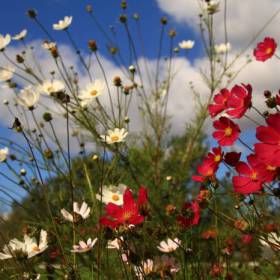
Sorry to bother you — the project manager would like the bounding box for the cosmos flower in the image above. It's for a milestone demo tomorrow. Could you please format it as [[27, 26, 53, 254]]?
[[100, 187, 148, 229], [78, 80, 105, 107], [157, 238, 181, 253], [176, 201, 200, 228], [253, 37, 277, 62], [107, 237, 124, 250], [0, 230, 48, 260], [208, 88, 231, 118], [0, 147, 8, 162], [12, 29, 27, 41], [178, 40, 195, 50], [100, 128, 128, 145], [71, 238, 98, 253], [96, 184, 127, 206], [212, 117, 240, 146], [255, 113, 280, 167], [53, 16, 73, 30], [42, 41, 57, 50], [214, 42, 231, 54], [61, 201, 91, 222], [17, 86, 40, 109], [0, 67, 14, 82], [226, 84, 252, 119], [39, 80, 65, 95], [0, 34, 11, 51], [134, 259, 154, 280], [203, 0, 220, 14]]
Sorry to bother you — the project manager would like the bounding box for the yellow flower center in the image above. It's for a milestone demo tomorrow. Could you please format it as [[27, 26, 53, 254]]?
[[251, 172, 257, 181], [224, 127, 232, 136], [90, 90, 98, 96], [214, 155, 221, 162], [267, 165, 276, 171], [110, 135, 119, 142], [123, 211, 132, 220], [266, 48, 273, 54], [112, 194, 120, 201], [32, 246, 40, 252], [47, 86, 54, 93]]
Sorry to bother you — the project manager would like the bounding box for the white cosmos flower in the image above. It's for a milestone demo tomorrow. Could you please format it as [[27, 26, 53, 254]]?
[[39, 79, 65, 95], [17, 86, 40, 109], [96, 184, 127, 205], [71, 238, 97, 253], [215, 42, 231, 54], [61, 201, 91, 222], [203, 0, 220, 14], [107, 237, 124, 250], [134, 259, 154, 280], [0, 34, 11, 51], [260, 232, 280, 249], [157, 238, 181, 253], [12, 29, 27, 41], [0, 147, 9, 162], [53, 16, 73, 31], [0, 67, 14, 82], [100, 128, 128, 145], [78, 80, 105, 107], [179, 40, 195, 50], [0, 230, 48, 260], [42, 41, 56, 50]]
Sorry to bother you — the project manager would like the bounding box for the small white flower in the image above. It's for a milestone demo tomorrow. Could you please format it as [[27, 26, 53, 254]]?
[[42, 41, 56, 50], [39, 79, 65, 95], [166, 176, 172, 181], [53, 16, 73, 31], [17, 86, 40, 109], [96, 184, 127, 205], [12, 29, 27, 41], [134, 259, 154, 279], [0, 147, 9, 162], [71, 238, 97, 253], [100, 128, 128, 145], [0, 67, 14, 82], [78, 80, 105, 107], [0, 230, 48, 260], [0, 34, 11, 51], [107, 237, 124, 250], [203, 0, 220, 14], [61, 201, 91, 222], [215, 42, 231, 54], [179, 40, 195, 50], [157, 238, 181, 253]]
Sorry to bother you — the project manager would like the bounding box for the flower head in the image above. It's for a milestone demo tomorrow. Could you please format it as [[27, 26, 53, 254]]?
[[0, 34, 11, 51], [134, 259, 154, 279], [61, 201, 90, 222], [215, 42, 231, 54], [96, 184, 127, 206], [71, 238, 97, 253], [203, 0, 220, 14], [17, 86, 40, 109], [157, 238, 181, 253], [53, 16, 73, 30], [100, 128, 128, 144], [208, 88, 231, 118], [0, 147, 9, 162], [78, 80, 105, 107], [42, 41, 56, 50], [39, 80, 65, 95], [179, 40, 195, 50], [213, 117, 240, 146], [254, 37, 277, 62], [107, 237, 124, 250], [177, 201, 200, 228], [100, 187, 148, 229], [12, 29, 27, 41], [0, 230, 48, 260], [0, 67, 15, 82]]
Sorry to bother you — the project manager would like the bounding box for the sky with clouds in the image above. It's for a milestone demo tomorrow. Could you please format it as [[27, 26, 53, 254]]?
[[0, 0, 280, 210]]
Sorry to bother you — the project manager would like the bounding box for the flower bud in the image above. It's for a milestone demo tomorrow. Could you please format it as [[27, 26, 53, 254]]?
[[119, 15, 127, 24], [20, 169, 27, 176], [43, 112, 53, 122], [16, 55, 24, 63], [86, 4, 93, 13], [88, 40, 97, 52], [113, 76, 122, 87], [161, 16, 168, 25], [44, 149, 53, 159], [27, 9, 37, 18], [128, 65, 136, 73], [263, 90, 271, 98]]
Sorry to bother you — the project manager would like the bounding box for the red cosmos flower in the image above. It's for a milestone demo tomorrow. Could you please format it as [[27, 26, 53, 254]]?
[[192, 147, 223, 182], [100, 187, 147, 229], [208, 88, 231, 118], [255, 113, 280, 167], [241, 234, 253, 244], [213, 117, 240, 146], [224, 151, 241, 167], [232, 155, 263, 194], [226, 84, 252, 118], [176, 200, 200, 228], [253, 37, 277, 62]]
